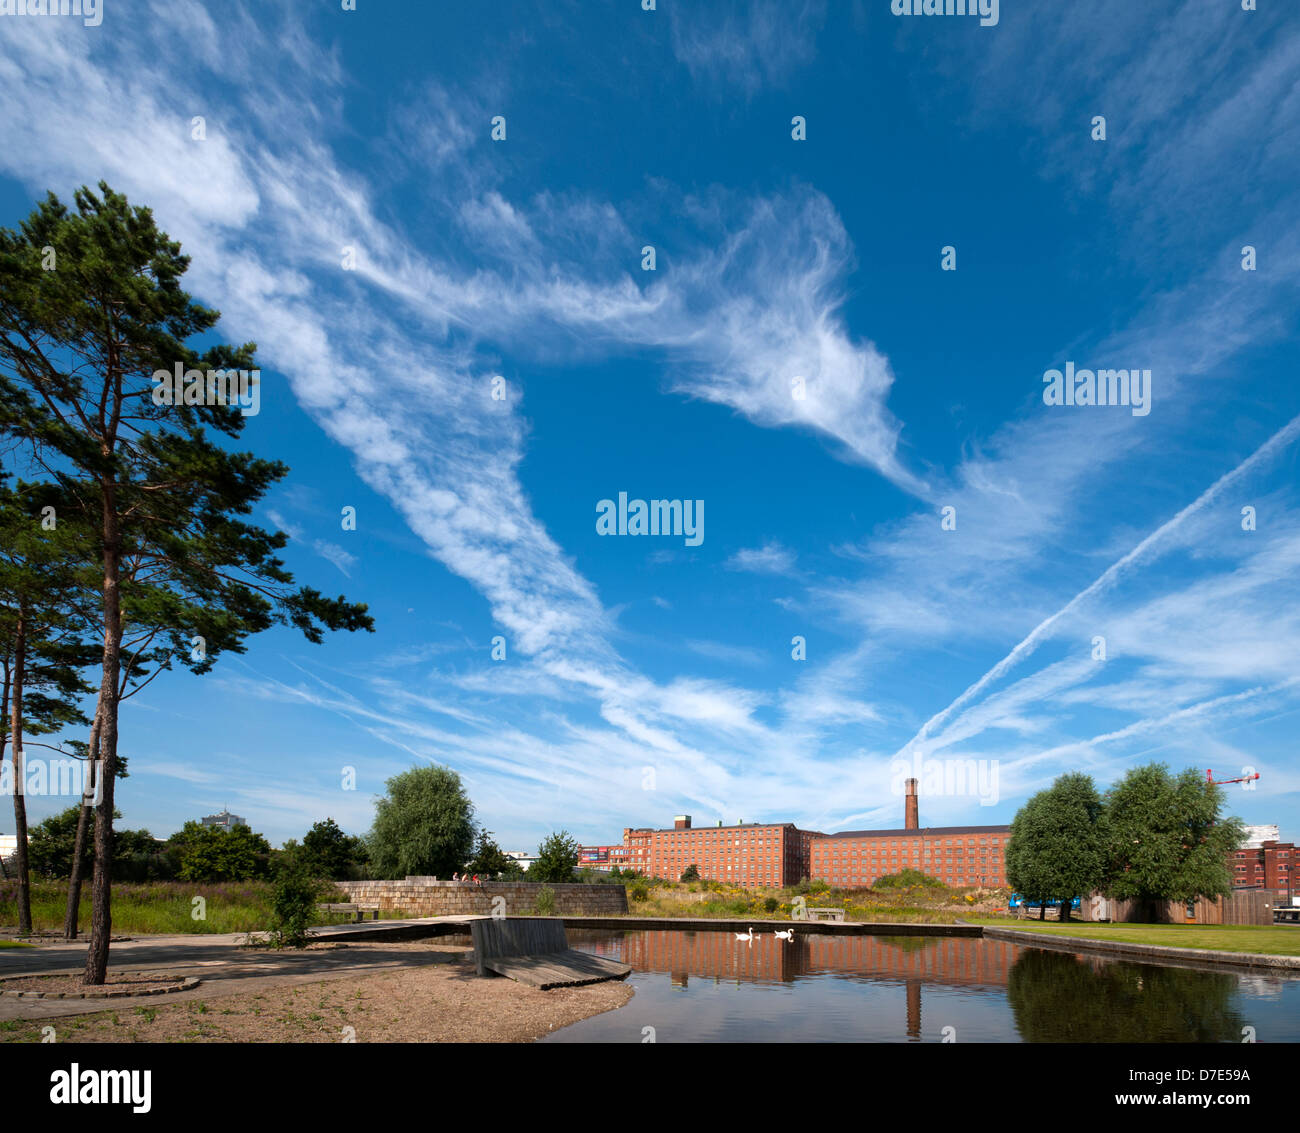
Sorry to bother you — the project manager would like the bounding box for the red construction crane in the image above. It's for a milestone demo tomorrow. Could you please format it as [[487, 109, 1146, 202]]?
[[1206, 769, 1260, 786]]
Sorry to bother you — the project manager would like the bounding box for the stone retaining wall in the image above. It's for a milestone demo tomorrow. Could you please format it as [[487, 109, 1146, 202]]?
[[333, 878, 628, 917]]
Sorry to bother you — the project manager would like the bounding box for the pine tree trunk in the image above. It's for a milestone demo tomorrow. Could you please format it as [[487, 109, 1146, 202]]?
[[84, 492, 122, 986], [64, 707, 101, 940], [10, 613, 32, 936], [0, 658, 8, 884]]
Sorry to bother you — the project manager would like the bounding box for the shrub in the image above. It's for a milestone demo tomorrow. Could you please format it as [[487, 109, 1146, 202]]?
[[874, 869, 944, 890], [763, 896, 779, 913], [629, 882, 649, 903], [534, 886, 557, 916], [266, 869, 327, 949]]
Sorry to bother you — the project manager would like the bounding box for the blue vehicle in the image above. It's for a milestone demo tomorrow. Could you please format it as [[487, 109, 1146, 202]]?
[[1008, 893, 1081, 909]]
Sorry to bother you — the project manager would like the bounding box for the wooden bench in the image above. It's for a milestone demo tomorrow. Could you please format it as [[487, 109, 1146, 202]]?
[[807, 907, 845, 922], [471, 918, 631, 989], [318, 902, 380, 924], [1014, 904, 1061, 921]]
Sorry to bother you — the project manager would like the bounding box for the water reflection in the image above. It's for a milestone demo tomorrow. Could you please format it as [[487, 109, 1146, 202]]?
[[1006, 948, 1247, 1043], [545, 929, 1300, 1043], [571, 928, 1019, 988]]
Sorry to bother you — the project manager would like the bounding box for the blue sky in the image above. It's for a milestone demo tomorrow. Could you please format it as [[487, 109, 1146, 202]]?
[[1, 0, 1297, 852]]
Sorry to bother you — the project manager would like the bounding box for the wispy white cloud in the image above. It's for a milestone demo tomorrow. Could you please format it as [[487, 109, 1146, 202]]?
[[668, 0, 826, 96], [726, 541, 797, 575]]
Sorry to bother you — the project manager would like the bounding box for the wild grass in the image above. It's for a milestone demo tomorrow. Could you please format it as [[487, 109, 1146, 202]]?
[[0, 879, 276, 935], [623, 879, 997, 924]]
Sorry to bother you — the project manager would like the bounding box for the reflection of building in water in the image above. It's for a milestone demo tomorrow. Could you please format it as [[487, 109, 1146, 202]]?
[[613, 930, 1020, 988], [906, 979, 921, 1040], [804, 934, 1019, 988]]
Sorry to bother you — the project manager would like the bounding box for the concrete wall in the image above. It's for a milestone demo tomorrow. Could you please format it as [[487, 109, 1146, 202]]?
[[333, 878, 629, 917]]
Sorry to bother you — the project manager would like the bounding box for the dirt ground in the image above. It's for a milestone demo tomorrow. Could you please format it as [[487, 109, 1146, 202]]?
[[0, 941, 632, 1043], [1, 970, 188, 993]]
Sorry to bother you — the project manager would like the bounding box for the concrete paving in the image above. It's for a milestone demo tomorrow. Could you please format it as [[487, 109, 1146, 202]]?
[[0, 916, 485, 1021]]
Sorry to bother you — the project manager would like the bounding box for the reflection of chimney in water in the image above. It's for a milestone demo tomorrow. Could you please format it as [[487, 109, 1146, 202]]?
[[906, 979, 921, 1040], [905, 777, 919, 831]]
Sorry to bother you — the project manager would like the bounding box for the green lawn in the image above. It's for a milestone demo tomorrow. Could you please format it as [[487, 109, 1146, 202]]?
[[0, 941, 33, 949], [970, 917, 1300, 956]]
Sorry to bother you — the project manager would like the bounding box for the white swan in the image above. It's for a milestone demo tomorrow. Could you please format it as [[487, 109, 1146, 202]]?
[[774, 928, 793, 941], [734, 926, 754, 941]]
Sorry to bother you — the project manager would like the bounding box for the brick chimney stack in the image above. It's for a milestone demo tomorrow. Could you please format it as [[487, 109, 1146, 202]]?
[[905, 778, 919, 830], [674, 815, 692, 830]]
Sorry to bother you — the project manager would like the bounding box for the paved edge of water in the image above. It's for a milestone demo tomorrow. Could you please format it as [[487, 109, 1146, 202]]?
[[981, 926, 1300, 971]]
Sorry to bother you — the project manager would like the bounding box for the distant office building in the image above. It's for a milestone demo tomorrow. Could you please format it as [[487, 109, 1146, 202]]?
[[577, 844, 630, 871], [200, 810, 246, 831], [505, 851, 537, 872], [0, 833, 17, 860]]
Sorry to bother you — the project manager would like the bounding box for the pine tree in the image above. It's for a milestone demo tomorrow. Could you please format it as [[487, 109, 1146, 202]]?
[[0, 184, 374, 981], [0, 479, 97, 934]]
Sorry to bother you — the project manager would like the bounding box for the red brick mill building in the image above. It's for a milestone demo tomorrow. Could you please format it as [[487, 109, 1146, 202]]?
[[613, 779, 1012, 890]]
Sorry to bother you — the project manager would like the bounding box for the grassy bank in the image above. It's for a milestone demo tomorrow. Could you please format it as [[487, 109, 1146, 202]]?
[[0, 879, 277, 935], [623, 879, 1001, 923], [969, 917, 1300, 957]]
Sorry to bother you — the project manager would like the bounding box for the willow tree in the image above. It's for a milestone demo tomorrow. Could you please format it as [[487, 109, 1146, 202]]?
[[0, 183, 373, 982], [1005, 772, 1106, 921], [1104, 763, 1243, 920]]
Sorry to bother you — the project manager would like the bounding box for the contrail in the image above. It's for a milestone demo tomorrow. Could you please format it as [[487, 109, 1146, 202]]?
[[904, 410, 1300, 752]]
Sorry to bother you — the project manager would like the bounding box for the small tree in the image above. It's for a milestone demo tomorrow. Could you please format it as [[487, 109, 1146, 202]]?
[[172, 822, 271, 882], [299, 818, 369, 880], [26, 804, 159, 880], [467, 829, 521, 878], [680, 863, 700, 882], [530, 830, 580, 883], [266, 859, 328, 949], [366, 765, 476, 879]]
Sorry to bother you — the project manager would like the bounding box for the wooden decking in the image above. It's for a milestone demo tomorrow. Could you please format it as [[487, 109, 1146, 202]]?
[[482, 950, 632, 990], [471, 917, 631, 989]]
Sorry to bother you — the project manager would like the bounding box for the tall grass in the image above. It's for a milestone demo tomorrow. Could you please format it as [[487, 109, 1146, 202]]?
[[623, 879, 1000, 923], [0, 879, 277, 935]]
